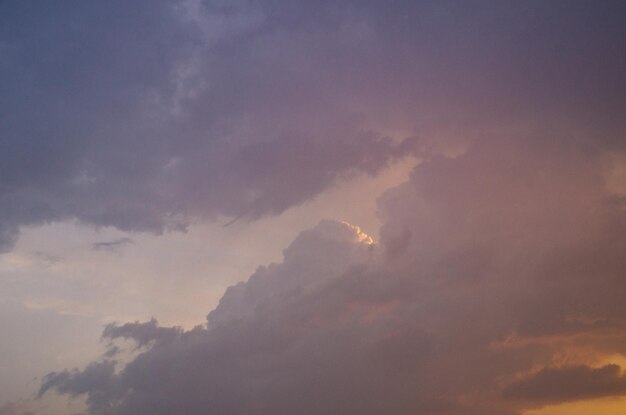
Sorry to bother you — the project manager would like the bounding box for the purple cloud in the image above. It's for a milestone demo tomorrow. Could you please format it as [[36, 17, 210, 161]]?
[[2, 1, 625, 413], [39, 134, 626, 414], [1, 0, 624, 251]]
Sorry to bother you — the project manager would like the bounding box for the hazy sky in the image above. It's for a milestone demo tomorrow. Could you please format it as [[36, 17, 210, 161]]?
[[1, 1, 625, 414]]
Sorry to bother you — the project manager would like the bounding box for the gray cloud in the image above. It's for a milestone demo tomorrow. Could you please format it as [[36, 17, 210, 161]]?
[[38, 361, 118, 414], [0, 0, 419, 252], [92, 238, 134, 253], [2, 0, 625, 251], [101, 318, 182, 349]]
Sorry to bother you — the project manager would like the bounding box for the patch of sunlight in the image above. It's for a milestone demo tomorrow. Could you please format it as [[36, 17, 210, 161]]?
[[524, 396, 626, 415]]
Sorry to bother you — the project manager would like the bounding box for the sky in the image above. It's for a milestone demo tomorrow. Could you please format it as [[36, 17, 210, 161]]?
[[0, 0, 625, 414]]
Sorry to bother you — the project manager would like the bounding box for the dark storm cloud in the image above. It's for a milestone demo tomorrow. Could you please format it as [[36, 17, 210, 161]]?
[[1, 0, 625, 251], [503, 364, 626, 403], [0, 0, 416, 252]]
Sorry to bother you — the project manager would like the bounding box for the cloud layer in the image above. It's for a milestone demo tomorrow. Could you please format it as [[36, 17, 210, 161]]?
[[3, 1, 625, 413], [2, 0, 625, 251], [0, 0, 419, 251], [40, 133, 626, 414]]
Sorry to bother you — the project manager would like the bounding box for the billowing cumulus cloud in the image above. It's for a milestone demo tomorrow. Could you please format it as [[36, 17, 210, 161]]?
[[39, 131, 626, 414]]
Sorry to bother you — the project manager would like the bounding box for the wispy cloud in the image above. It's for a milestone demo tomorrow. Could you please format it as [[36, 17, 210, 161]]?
[[91, 238, 134, 253]]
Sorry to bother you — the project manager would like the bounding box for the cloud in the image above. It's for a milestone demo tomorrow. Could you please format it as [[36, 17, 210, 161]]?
[[0, 402, 35, 415], [39, 130, 626, 414], [91, 238, 134, 253], [3, 0, 624, 413], [2, 0, 625, 252], [503, 364, 626, 403], [0, 0, 419, 252], [0, 300, 102, 411], [101, 318, 182, 349], [38, 361, 118, 414]]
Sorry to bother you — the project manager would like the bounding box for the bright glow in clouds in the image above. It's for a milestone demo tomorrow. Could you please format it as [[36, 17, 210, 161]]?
[[1, 1, 625, 414], [526, 396, 626, 415]]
